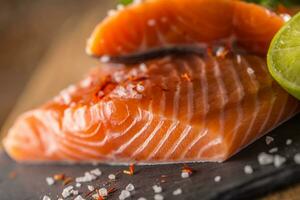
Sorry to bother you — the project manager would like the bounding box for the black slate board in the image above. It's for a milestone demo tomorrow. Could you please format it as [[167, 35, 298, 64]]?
[[1, 115, 300, 200]]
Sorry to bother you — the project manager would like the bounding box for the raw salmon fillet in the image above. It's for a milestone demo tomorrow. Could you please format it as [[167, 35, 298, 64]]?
[[3, 0, 300, 163]]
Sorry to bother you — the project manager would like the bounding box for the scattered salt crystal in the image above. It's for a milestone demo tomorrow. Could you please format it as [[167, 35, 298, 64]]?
[[139, 63, 147, 72], [76, 183, 81, 188], [214, 176, 221, 182], [58, 198, 63, 200], [42, 195, 51, 200], [258, 152, 274, 165], [138, 197, 147, 200], [46, 177, 55, 186], [126, 183, 135, 191], [280, 14, 291, 22], [99, 188, 108, 197], [90, 168, 102, 176], [136, 84, 145, 93], [274, 155, 287, 168], [244, 165, 254, 174], [181, 171, 190, 178], [236, 55, 242, 64], [72, 190, 79, 195], [172, 188, 182, 196], [74, 195, 85, 200], [108, 9, 117, 16], [108, 174, 116, 180], [100, 55, 110, 63], [154, 194, 164, 200], [147, 19, 156, 26], [76, 172, 97, 183], [294, 153, 300, 164], [62, 186, 74, 198], [88, 185, 95, 191], [269, 147, 278, 154], [286, 139, 293, 146], [117, 4, 125, 11], [152, 185, 162, 193], [92, 193, 100, 199], [119, 190, 131, 200], [265, 136, 274, 145], [216, 46, 226, 57], [247, 67, 255, 75]]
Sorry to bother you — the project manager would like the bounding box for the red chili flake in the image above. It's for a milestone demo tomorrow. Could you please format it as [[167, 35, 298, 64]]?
[[53, 173, 65, 181], [182, 165, 194, 175], [181, 73, 191, 82], [123, 164, 135, 175], [62, 177, 73, 186], [108, 187, 117, 194]]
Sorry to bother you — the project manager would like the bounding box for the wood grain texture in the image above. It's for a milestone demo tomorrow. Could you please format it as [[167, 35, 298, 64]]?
[[0, 1, 299, 199]]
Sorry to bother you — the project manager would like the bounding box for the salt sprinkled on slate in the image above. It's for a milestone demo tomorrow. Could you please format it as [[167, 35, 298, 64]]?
[[137, 197, 147, 200], [265, 136, 274, 145], [42, 195, 51, 200], [87, 185, 95, 191], [46, 177, 55, 186], [125, 183, 135, 191], [119, 190, 131, 200], [74, 195, 85, 200], [173, 188, 183, 196], [99, 188, 108, 197], [258, 152, 274, 165], [294, 153, 300, 164], [286, 139, 293, 146], [90, 168, 102, 176], [154, 194, 164, 200], [72, 190, 79, 195], [269, 147, 278, 154], [152, 185, 162, 193], [244, 165, 254, 174], [274, 155, 287, 168], [76, 183, 81, 188], [181, 171, 190, 178], [108, 174, 116, 180], [62, 186, 74, 198], [214, 176, 222, 182]]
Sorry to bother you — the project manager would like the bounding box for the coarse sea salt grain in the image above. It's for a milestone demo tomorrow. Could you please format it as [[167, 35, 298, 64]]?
[[269, 147, 278, 154], [214, 176, 221, 182], [126, 183, 135, 192], [286, 139, 293, 145], [42, 195, 51, 200], [152, 185, 162, 193], [258, 152, 274, 165], [172, 188, 183, 196], [99, 188, 108, 197], [265, 136, 274, 145], [74, 195, 85, 200], [46, 177, 55, 186], [76, 172, 97, 183], [294, 153, 300, 164], [108, 174, 116, 180], [274, 155, 287, 168], [72, 190, 79, 195], [76, 183, 81, 188], [62, 186, 74, 198], [88, 185, 95, 191], [244, 165, 254, 174], [137, 197, 147, 200], [90, 168, 102, 176], [181, 171, 190, 178], [147, 19, 156, 26], [100, 55, 110, 63], [139, 63, 147, 72], [119, 190, 131, 200], [154, 194, 164, 200]]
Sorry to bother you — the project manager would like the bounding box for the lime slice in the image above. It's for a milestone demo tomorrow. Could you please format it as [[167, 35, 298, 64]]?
[[268, 12, 300, 100]]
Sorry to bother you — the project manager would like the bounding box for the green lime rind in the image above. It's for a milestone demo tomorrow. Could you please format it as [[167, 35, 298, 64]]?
[[267, 12, 300, 100]]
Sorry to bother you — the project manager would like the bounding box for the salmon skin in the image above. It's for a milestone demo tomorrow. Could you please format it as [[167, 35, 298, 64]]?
[[3, 54, 299, 163], [3, 0, 300, 163]]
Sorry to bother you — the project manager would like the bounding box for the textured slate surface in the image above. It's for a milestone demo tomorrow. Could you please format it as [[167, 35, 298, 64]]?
[[0, 115, 300, 200]]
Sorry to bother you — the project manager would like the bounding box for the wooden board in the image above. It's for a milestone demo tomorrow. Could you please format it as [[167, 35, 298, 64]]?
[[1, 1, 300, 199]]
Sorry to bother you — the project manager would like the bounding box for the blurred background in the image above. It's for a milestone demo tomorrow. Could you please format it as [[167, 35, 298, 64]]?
[[0, 0, 118, 133]]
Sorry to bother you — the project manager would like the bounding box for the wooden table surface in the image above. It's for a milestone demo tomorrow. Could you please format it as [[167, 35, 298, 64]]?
[[0, 1, 299, 199]]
